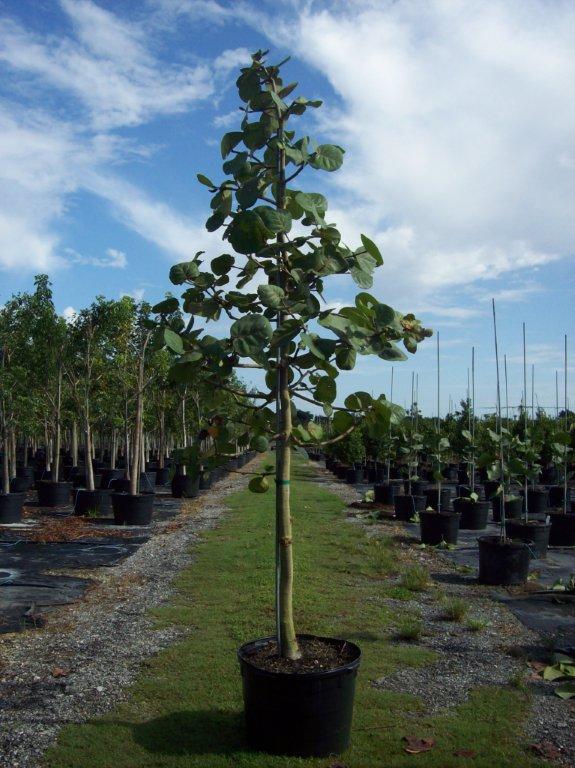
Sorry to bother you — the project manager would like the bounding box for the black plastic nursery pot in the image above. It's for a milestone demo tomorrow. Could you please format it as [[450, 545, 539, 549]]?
[[424, 487, 452, 511], [505, 520, 550, 559], [198, 470, 212, 490], [237, 635, 361, 757], [409, 480, 429, 497], [346, 467, 364, 485], [478, 536, 531, 585], [73, 488, 112, 517], [111, 492, 154, 526], [10, 477, 31, 493], [549, 512, 575, 547], [420, 510, 460, 545], [527, 488, 548, 514], [548, 485, 569, 508], [155, 467, 170, 486], [37, 480, 72, 507], [99, 468, 124, 489], [335, 465, 349, 481], [373, 483, 395, 505], [171, 473, 200, 499], [73, 473, 102, 489], [453, 498, 490, 530], [0, 492, 25, 523], [394, 494, 426, 521], [492, 496, 523, 522], [16, 466, 35, 483], [483, 480, 500, 500]]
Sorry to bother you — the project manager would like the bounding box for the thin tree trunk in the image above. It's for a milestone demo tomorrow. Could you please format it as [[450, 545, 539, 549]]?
[[274, 105, 299, 660], [111, 429, 117, 470], [72, 420, 78, 467], [53, 367, 62, 482]]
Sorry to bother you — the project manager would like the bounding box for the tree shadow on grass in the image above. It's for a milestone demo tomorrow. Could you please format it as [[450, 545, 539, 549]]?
[[130, 709, 247, 756]]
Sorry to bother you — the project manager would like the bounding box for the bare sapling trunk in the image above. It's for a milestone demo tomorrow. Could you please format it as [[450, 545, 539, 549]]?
[[53, 366, 62, 482], [158, 409, 165, 470], [274, 108, 299, 660], [181, 387, 187, 476], [23, 435, 28, 468], [1, 394, 9, 494], [111, 429, 117, 470], [45, 422, 51, 472], [129, 337, 149, 496], [72, 420, 78, 467]]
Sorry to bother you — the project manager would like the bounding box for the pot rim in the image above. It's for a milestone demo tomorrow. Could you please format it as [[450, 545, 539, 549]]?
[[478, 534, 533, 549], [238, 634, 361, 679]]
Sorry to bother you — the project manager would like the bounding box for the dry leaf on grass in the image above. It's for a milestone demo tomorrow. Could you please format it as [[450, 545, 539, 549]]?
[[51, 667, 69, 678], [403, 736, 435, 754], [454, 748, 477, 758]]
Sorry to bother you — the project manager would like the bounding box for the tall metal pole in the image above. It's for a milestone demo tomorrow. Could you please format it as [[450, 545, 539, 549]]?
[[436, 332, 441, 512], [492, 301, 505, 537], [564, 336, 568, 515], [523, 323, 529, 516]]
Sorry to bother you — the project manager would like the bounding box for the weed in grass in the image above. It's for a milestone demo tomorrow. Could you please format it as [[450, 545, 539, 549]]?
[[442, 598, 468, 622], [399, 564, 430, 592], [395, 617, 424, 642], [367, 537, 397, 575], [508, 670, 528, 691], [467, 617, 489, 632]]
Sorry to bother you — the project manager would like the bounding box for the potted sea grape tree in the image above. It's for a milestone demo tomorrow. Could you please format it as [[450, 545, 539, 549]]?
[[155, 51, 431, 757]]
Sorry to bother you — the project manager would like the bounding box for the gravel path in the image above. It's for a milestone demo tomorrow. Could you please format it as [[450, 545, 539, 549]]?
[[0, 461, 258, 768], [313, 463, 575, 767]]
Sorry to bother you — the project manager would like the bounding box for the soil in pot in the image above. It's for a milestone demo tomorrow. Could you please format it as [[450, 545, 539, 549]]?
[[505, 519, 550, 558], [549, 512, 575, 546], [420, 510, 460, 545], [394, 494, 426, 521], [37, 481, 72, 507], [238, 634, 361, 757], [478, 535, 531, 585], [453, 498, 490, 530], [0, 492, 25, 523], [111, 492, 154, 526]]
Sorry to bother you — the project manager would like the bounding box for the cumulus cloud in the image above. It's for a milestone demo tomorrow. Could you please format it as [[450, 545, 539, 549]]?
[[66, 247, 128, 268]]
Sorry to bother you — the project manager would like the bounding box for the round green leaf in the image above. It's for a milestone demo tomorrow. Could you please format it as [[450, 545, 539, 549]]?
[[248, 476, 269, 493], [230, 314, 273, 358], [251, 435, 269, 453], [227, 211, 271, 254], [310, 144, 344, 172]]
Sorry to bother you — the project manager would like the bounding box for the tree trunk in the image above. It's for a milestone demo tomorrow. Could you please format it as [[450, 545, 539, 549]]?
[[45, 423, 52, 472], [274, 107, 299, 660], [72, 420, 78, 467], [158, 409, 165, 470], [53, 367, 62, 482], [111, 429, 117, 470]]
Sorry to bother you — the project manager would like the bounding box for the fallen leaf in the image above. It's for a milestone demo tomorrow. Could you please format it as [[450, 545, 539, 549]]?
[[326, 763, 347, 768], [528, 660, 547, 673], [51, 667, 69, 678], [529, 742, 562, 760], [403, 736, 435, 754], [454, 748, 477, 758]]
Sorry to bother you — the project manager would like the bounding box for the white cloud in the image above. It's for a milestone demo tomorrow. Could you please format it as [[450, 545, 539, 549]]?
[[66, 247, 128, 268], [213, 109, 241, 128], [62, 305, 77, 321], [236, 0, 575, 302], [0, 2, 214, 130], [121, 287, 146, 303]]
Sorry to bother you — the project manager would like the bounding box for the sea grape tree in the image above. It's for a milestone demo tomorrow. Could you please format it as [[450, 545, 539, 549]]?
[[155, 51, 431, 659]]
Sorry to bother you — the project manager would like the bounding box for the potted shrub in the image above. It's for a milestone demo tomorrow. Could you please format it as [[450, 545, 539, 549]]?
[[155, 51, 431, 756], [478, 302, 530, 584], [395, 392, 426, 520], [548, 373, 575, 545], [454, 434, 491, 530], [111, 304, 155, 526]]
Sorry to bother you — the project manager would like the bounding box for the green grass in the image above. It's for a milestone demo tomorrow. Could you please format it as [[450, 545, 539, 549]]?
[[399, 563, 430, 592], [395, 616, 424, 642], [441, 598, 469, 622], [44, 456, 546, 768]]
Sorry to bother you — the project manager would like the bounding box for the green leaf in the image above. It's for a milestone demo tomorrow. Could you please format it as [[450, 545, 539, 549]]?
[[332, 410, 354, 433], [221, 131, 244, 159], [345, 391, 373, 411], [227, 210, 272, 254], [258, 284, 285, 309], [335, 347, 356, 370], [237, 69, 261, 102], [230, 314, 273, 358], [169, 261, 200, 285], [206, 211, 226, 232], [197, 173, 216, 188], [236, 179, 260, 208], [211, 254, 234, 275], [378, 343, 408, 361], [314, 376, 336, 404], [555, 681, 575, 699], [243, 122, 267, 150], [254, 206, 292, 234], [248, 476, 270, 493], [310, 144, 344, 172], [251, 435, 269, 453], [163, 327, 184, 355], [152, 298, 179, 314], [300, 332, 336, 361], [360, 234, 383, 266]]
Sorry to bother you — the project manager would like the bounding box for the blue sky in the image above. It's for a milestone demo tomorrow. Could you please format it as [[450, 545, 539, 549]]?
[[0, 0, 573, 415]]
